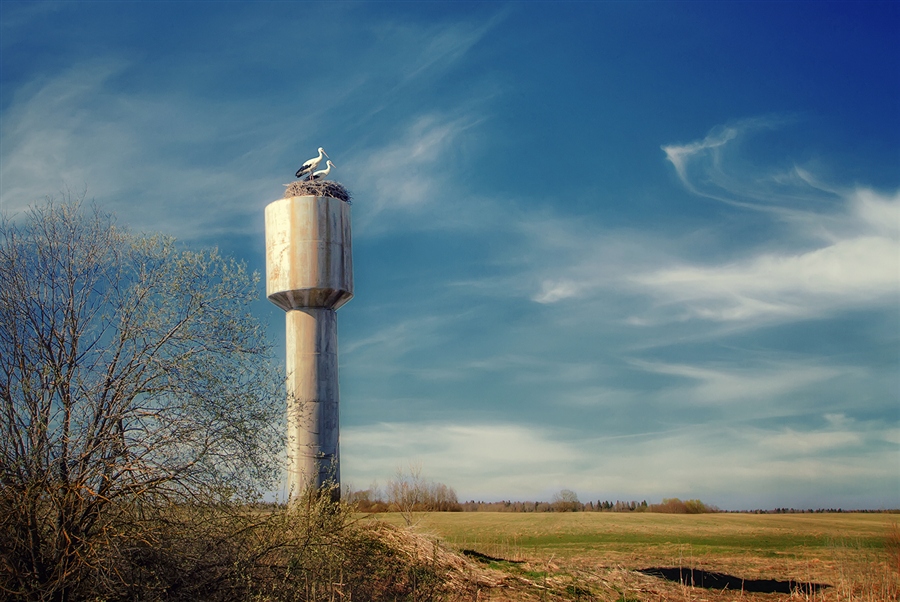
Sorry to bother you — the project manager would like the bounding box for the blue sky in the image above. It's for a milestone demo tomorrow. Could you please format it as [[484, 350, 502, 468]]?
[[1, 1, 898, 510]]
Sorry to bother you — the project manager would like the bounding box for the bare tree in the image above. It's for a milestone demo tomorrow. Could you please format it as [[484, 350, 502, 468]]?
[[386, 462, 425, 526], [385, 463, 460, 524], [0, 199, 283, 599], [551, 489, 581, 512]]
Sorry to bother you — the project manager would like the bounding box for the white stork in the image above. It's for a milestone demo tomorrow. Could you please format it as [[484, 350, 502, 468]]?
[[295, 147, 329, 178], [308, 160, 335, 181]]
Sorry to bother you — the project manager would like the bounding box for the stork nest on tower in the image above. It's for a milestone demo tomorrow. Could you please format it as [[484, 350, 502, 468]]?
[[283, 180, 352, 203]]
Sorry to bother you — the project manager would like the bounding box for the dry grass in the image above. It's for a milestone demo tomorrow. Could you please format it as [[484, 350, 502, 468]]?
[[441, 540, 900, 601], [283, 180, 351, 202], [361, 521, 515, 600], [365, 512, 900, 601]]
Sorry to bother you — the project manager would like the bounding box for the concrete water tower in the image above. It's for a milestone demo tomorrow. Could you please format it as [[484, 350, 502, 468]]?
[[265, 191, 352, 499]]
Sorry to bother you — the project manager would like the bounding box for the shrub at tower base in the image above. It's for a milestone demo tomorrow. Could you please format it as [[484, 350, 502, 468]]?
[[0, 198, 287, 598], [0, 198, 282, 599]]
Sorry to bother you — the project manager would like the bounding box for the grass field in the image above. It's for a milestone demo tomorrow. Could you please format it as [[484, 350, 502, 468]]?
[[364, 512, 899, 601]]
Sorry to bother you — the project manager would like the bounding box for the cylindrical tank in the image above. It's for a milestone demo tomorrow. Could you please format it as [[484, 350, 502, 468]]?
[[266, 196, 353, 311], [265, 195, 353, 498]]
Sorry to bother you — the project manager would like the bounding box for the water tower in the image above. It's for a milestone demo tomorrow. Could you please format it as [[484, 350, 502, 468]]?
[[265, 191, 352, 499]]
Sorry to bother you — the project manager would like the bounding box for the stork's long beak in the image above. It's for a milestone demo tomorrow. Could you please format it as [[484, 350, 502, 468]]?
[[330, 161, 337, 167], [323, 150, 330, 159]]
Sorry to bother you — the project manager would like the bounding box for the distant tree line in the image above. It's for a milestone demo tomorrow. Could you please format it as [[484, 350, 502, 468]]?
[[454, 496, 719, 514], [727, 508, 900, 514], [346, 479, 723, 515], [347, 475, 899, 516]]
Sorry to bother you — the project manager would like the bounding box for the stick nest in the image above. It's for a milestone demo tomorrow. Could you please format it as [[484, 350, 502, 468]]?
[[283, 180, 352, 203]]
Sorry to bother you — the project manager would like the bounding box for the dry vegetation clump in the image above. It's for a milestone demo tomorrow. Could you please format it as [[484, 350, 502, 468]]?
[[0, 199, 284, 602], [827, 533, 900, 602], [283, 180, 351, 202], [1, 487, 522, 601], [362, 520, 515, 600], [648, 498, 718, 514], [887, 521, 900, 576]]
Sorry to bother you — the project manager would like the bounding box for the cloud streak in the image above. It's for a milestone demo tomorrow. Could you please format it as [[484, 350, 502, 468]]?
[[342, 421, 582, 497], [496, 123, 899, 335], [661, 117, 839, 217], [0, 60, 285, 239], [633, 199, 899, 323], [0, 9, 504, 240], [630, 359, 849, 405], [349, 113, 482, 232]]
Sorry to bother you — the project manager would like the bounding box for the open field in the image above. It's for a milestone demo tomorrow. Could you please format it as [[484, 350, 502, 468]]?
[[364, 512, 899, 601]]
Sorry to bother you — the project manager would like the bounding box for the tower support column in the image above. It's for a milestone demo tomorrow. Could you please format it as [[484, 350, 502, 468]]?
[[285, 307, 340, 494]]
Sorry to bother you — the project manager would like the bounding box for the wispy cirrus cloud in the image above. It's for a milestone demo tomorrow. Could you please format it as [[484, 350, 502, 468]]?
[[629, 358, 852, 406], [762, 428, 862, 454], [343, 311, 461, 359], [398, 13, 505, 85], [506, 122, 899, 333], [342, 421, 581, 498], [349, 113, 482, 229], [0, 60, 288, 238], [660, 116, 838, 216], [0, 8, 505, 240], [632, 189, 899, 325]]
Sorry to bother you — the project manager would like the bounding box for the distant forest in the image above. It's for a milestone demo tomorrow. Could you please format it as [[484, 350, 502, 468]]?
[[346, 482, 898, 515], [456, 498, 717, 514], [346, 482, 720, 514]]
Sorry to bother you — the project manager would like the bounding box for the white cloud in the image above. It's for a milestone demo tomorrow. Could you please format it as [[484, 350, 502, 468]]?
[[342, 421, 581, 498], [341, 419, 899, 508], [824, 413, 851, 428], [853, 187, 900, 236], [0, 60, 127, 212], [0, 61, 284, 238], [343, 313, 453, 356], [502, 123, 899, 335], [662, 125, 739, 193], [497, 214, 668, 306], [762, 429, 862, 454], [533, 279, 584, 303], [630, 359, 848, 406], [632, 188, 900, 323], [349, 112, 483, 234], [399, 16, 502, 84], [883, 429, 900, 445], [661, 116, 825, 216], [0, 11, 504, 238]]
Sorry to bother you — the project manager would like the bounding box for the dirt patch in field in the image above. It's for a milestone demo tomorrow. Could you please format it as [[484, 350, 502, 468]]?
[[462, 549, 525, 564], [638, 566, 828, 594]]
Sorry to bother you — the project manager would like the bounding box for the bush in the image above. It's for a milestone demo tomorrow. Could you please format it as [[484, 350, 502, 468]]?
[[2, 488, 455, 601], [649, 498, 718, 514], [552, 489, 581, 512], [0, 198, 283, 600], [385, 464, 461, 524]]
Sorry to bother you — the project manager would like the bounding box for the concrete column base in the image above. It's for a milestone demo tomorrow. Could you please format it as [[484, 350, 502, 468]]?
[[285, 308, 340, 497]]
